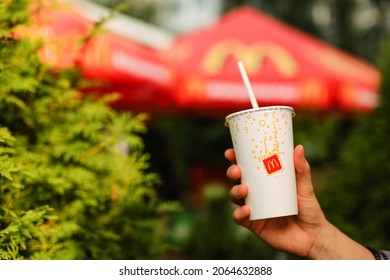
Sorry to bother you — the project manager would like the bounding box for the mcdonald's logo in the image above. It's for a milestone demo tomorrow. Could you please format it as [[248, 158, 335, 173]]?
[[83, 37, 112, 69], [263, 154, 282, 174], [299, 78, 328, 107], [202, 40, 298, 77], [180, 76, 206, 103]]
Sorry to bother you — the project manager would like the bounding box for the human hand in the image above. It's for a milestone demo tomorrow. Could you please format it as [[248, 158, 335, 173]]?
[[225, 144, 328, 258], [225, 144, 375, 259]]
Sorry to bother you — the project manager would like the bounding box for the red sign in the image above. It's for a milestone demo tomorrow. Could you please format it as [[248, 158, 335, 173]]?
[[263, 154, 282, 174]]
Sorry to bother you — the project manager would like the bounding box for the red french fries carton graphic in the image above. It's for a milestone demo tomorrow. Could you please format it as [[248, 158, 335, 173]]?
[[263, 154, 282, 174]]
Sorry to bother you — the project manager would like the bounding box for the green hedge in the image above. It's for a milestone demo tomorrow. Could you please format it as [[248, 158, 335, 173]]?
[[0, 0, 178, 260]]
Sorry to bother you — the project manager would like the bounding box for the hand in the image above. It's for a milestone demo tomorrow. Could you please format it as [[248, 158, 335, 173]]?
[[225, 145, 374, 259]]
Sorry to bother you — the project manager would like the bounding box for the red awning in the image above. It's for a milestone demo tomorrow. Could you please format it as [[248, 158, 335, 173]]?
[[165, 7, 380, 115], [30, 2, 176, 111]]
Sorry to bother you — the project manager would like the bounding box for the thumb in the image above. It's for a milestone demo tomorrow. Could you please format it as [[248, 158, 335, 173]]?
[[294, 144, 315, 198]]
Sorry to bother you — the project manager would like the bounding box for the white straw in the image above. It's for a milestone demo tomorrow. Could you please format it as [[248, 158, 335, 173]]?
[[237, 61, 259, 108]]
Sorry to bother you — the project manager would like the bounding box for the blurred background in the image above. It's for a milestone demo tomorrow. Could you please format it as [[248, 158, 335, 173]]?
[[1, 0, 390, 260]]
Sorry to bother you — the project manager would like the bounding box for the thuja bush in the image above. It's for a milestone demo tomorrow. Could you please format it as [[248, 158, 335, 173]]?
[[321, 40, 390, 250], [0, 0, 177, 259]]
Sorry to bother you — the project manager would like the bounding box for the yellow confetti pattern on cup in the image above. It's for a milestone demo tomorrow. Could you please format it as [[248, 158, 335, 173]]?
[[229, 108, 293, 177]]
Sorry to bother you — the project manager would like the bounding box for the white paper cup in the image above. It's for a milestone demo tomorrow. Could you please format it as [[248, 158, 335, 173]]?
[[225, 106, 298, 220]]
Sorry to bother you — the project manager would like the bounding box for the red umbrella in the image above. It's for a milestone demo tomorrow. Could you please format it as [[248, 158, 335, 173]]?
[[166, 6, 380, 116], [31, 2, 176, 111], [78, 31, 176, 110]]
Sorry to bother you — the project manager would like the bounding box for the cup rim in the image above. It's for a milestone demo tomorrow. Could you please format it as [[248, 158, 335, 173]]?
[[225, 106, 295, 126]]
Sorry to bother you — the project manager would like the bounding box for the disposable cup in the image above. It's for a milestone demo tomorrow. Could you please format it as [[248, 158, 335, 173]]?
[[225, 106, 298, 220]]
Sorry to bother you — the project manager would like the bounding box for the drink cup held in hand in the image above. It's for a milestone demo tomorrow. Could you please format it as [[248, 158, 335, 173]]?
[[225, 106, 298, 220]]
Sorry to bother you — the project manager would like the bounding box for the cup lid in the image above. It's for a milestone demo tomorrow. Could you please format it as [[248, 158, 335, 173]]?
[[225, 106, 295, 126]]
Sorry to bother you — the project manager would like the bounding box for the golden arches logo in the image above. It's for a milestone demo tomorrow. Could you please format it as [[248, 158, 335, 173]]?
[[268, 159, 280, 169], [263, 154, 282, 174], [180, 76, 206, 103], [300, 78, 328, 107], [83, 37, 112, 69], [202, 40, 298, 77]]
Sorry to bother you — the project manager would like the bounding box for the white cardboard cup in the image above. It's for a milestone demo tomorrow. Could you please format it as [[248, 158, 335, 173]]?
[[225, 106, 298, 220]]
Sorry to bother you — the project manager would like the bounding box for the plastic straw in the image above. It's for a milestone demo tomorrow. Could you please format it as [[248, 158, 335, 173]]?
[[237, 61, 259, 108]]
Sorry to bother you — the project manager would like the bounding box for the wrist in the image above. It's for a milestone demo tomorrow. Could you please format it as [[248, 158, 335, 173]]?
[[307, 220, 334, 260], [308, 221, 375, 260]]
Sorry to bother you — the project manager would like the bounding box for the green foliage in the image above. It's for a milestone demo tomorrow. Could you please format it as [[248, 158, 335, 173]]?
[[90, 0, 157, 23], [175, 184, 279, 260], [0, 0, 179, 259], [293, 112, 345, 163], [322, 40, 390, 249], [145, 116, 232, 200]]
